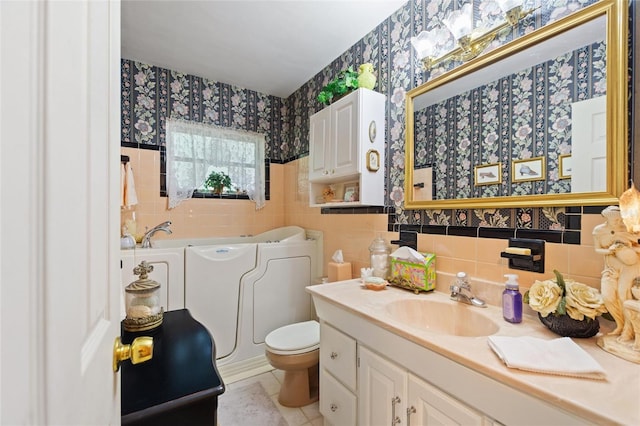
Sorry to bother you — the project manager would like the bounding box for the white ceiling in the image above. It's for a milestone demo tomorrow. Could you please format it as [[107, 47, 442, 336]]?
[[121, 0, 407, 98]]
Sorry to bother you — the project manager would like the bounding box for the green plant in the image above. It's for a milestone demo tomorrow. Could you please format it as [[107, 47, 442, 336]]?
[[204, 170, 232, 194], [317, 66, 359, 105]]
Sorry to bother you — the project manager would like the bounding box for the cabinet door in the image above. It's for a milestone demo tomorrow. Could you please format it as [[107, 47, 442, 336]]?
[[358, 346, 407, 426], [309, 106, 331, 181], [407, 374, 484, 426], [330, 93, 359, 177]]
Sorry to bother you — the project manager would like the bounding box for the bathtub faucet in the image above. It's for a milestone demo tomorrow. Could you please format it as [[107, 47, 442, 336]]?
[[141, 221, 172, 248]]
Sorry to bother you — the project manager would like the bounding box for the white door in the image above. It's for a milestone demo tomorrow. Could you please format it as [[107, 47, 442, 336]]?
[[309, 106, 331, 180], [407, 374, 484, 425], [358, 346, 407, 426], [331, 93, 359, 177], [1, 1, 122, 424], [571, 96, 607, 193]]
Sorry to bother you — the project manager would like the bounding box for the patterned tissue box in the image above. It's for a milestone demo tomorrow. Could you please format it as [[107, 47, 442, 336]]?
[[389, 253, 436, 293]]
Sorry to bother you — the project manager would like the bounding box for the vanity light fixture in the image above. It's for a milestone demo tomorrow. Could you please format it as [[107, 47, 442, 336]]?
[[410, 0, 536, 71]]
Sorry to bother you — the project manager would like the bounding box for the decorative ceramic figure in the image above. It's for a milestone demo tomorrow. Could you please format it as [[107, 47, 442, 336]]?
[[357, 63, 376, 90], [594, 195, 640, 363]]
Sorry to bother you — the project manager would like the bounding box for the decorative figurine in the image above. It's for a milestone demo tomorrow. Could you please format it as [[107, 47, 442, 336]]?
[[357, 63, 377, 90], [594, 184, 640, 363]]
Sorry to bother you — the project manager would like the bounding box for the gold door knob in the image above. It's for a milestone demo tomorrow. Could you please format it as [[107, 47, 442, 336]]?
[[113, 336, 153, 372]]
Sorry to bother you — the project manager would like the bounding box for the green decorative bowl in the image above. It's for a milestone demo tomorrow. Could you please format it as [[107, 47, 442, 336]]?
[[538, 313, 600, 338]]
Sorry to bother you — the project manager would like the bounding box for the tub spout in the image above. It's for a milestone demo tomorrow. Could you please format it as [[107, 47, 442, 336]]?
[[141, 221, 172, 248]]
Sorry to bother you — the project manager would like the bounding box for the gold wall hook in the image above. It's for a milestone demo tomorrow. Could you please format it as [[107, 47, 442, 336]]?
[[113, 336, 154, 372]]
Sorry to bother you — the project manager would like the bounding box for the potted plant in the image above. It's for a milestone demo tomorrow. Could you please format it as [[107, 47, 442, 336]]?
[[204, 170, 232, 195], [317, 66, 359, 106]]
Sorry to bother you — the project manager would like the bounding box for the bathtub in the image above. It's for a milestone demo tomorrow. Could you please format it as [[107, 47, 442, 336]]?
[[120, 226, 323, 378]]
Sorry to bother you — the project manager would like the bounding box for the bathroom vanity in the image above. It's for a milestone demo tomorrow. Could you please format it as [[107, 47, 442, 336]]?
[[308, 280, 640, 425]]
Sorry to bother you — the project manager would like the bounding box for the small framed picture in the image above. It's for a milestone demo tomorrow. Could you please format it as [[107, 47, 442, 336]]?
[[343, 184, 359, 202], [512, 157, 545, 183], [474, 162, 502, 186], [366, 149, 380, 172], [559, 154, 572, 179]]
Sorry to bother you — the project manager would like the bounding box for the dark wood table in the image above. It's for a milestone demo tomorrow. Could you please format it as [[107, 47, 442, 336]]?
[[121, 309, 225, 426]]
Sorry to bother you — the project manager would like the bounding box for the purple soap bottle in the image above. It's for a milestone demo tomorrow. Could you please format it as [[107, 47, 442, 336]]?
[[502, 274, 522, 323]]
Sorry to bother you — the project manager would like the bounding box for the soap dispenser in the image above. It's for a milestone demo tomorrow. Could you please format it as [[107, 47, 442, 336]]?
[[502, 274, 522, 323]]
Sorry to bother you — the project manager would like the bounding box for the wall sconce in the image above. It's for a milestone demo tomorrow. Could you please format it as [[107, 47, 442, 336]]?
[[411, 1, 536, 71], [619, 183, 640, 234]]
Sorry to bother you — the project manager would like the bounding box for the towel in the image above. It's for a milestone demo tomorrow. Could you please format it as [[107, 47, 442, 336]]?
[[120, 164, 126, 207], [487, 336, 606, 380], [124, 162, 138, 207]]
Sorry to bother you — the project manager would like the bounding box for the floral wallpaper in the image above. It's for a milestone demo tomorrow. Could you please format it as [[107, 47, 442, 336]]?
[[414, 41, 605, 199], [283, 0, 611, 230], [121, 59, 287, 160], [121, 0, 631, 233]]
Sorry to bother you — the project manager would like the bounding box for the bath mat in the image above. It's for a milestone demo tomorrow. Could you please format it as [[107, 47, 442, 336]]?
[[218, 382, 287, 426]]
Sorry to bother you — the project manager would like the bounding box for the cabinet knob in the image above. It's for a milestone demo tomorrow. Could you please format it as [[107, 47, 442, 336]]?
[[330, 403, 338, 412], [330, 351, 338, 360], [323, 170, 329, 175]]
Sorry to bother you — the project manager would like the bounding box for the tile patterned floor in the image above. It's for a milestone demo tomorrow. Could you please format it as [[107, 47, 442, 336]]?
[[222, 369, 323, 426]]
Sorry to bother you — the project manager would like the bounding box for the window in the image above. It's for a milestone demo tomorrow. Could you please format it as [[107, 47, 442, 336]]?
[[166, 118, 265, 209]]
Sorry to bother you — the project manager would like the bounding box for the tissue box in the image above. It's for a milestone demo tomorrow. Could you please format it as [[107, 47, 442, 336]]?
[[389, 253, 436, 292]]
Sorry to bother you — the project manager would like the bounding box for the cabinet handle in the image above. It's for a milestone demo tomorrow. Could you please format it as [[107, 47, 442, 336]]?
[[330, 403, 338, 412], [323, 170, 329, 175], [407, 406, 416, 426], [330, 351, 338, 360], [391, 396, 401, 425], [330, 169, 335, 174]]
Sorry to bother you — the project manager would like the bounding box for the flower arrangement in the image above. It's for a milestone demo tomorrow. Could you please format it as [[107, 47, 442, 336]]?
[[524, 270, 611, 338], [524, 270, 608, 321]]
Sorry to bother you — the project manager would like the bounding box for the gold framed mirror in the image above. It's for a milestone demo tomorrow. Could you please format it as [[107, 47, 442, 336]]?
[[405, 0, 628, 209]]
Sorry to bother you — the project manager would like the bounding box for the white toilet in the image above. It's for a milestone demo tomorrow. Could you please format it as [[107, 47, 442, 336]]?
[[265, 320, 320, 407]]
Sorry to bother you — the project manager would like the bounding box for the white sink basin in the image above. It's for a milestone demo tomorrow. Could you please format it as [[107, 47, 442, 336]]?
[[385, 299, 499, 337]]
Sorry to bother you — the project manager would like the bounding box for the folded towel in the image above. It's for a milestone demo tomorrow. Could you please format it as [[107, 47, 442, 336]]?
[[487, 336, 606, 380], [124, 163, 138, 207]]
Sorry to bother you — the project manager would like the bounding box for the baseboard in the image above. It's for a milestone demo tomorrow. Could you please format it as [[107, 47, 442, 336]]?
[[218, 354, 273, 384]]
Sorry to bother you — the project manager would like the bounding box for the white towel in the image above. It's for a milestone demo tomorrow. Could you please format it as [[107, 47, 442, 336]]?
[[120, 164, 126, 207], [487, 336, 606, 380], [124, 163, 138, 207]]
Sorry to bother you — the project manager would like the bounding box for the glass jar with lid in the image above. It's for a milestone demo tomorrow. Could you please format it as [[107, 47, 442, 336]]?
[[369, 235, 390, 279], [123, 260, 163, 332]]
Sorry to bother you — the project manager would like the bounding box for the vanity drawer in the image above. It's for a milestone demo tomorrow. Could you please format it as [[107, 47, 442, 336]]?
[[320, 368, 357, 426], [320, 322, 357, 391]]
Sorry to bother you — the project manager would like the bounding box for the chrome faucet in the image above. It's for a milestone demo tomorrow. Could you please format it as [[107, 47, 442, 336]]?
[[450, 272, 486, 308], [141, 221, 172, 248]]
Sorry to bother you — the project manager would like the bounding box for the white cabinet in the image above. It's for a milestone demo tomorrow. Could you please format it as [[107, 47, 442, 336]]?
[[320, 322, 357, 425], [358, 346, 407, 425], [318, 321, 487, 426], [358, 346, 485, 426], [308, 88, 386, 207], [407, 374, 485, 425]]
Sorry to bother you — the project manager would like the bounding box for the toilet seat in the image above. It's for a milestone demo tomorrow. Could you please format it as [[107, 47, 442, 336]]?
[[265, 320, 319, 355]]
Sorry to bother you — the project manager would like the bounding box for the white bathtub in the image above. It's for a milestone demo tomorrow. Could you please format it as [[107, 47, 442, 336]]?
[[120, 226, 323, 378]]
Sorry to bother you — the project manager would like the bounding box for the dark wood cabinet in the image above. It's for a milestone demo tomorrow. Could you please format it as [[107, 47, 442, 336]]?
[[121, 309, 225, 426]]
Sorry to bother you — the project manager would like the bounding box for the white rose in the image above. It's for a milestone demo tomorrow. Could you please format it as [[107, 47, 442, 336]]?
[[564, 281, 607, 321], [528, 280, 562, 317]]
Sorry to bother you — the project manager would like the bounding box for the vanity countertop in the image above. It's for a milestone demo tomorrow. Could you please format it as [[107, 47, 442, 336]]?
[[307, 279, 640, 425]]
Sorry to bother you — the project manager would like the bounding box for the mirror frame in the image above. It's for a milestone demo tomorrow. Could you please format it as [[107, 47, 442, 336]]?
[[405, 0, 628, 209]]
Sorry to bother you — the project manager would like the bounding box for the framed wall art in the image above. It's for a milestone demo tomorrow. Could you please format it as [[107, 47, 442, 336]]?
[[366, 149, 380, 172], [512, 157, 545, 183], [559, 154, 572, 179], [474, 163, 502, 186]]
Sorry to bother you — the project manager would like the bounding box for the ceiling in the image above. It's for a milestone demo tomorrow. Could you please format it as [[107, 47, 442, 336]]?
[[121, 0, 407, 98]]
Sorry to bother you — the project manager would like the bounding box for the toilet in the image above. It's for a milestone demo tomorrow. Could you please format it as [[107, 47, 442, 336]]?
[[265, 320, 320, 407]]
